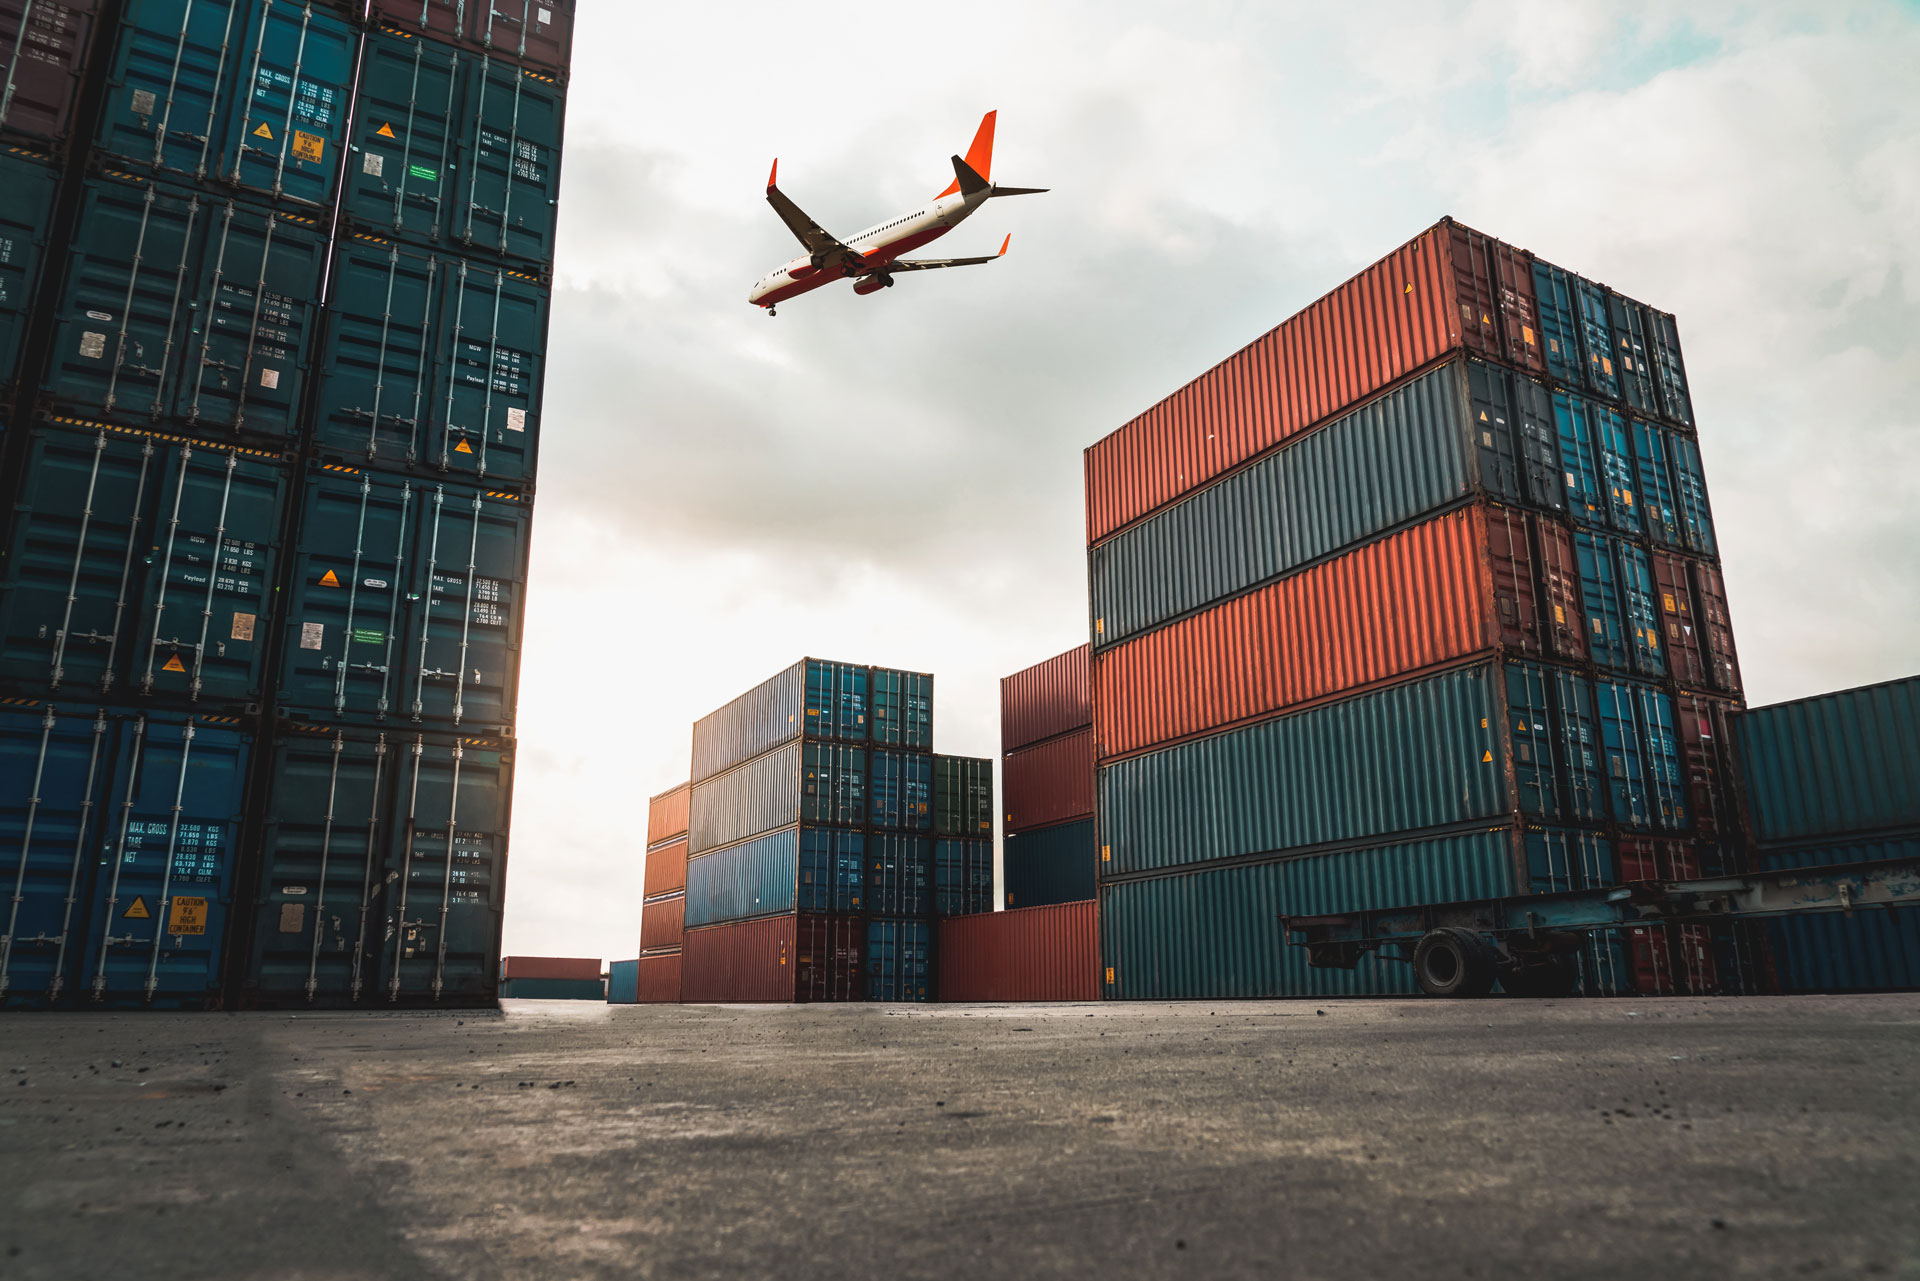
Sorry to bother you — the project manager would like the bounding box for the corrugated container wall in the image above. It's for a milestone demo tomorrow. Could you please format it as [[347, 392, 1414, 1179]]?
[[502, 956, 601, 982], [1734, 676, 1920, 847], [644, 840, 689, 900], [681, 914, 862, 1003], [1003, 819, 1097, 909], [1001, 644, 1090, 752], [607, 959, 639, 1004], [1003, 728, 1095, 833], [647, 783, 691, 846], [634, 952, 682, 1003], [938, 902, 1100, 1002]]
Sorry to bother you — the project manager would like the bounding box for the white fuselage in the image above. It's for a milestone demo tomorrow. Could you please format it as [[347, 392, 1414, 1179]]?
[[748, 187, 991, 307]]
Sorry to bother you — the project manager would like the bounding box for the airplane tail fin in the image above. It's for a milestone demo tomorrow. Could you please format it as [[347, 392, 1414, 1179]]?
[[936, 110, 997, 197]]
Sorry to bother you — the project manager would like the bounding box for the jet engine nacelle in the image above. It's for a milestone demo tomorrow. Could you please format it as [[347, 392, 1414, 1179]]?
[[852, 274, 894, 296]]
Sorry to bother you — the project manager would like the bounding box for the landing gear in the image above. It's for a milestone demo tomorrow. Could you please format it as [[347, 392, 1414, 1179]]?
[[1412, 927, 1498, 998], [768, 307, 777, 317]]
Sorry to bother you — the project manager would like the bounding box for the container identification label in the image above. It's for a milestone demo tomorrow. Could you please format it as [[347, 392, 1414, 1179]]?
[[364, 153, 384, 177], [169, 896, 208, 936], [231, 612, 255, 641], [301, 621, 325, 650], [79, 331, 106, 359], [351, 628, 386, 646], [506, 408, 526, 432], [409, 164, 438, 182]]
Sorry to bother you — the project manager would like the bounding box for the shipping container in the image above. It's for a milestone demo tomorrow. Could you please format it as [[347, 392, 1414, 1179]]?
[[937, 900, 1099, 1001], [869, 748, 930, 830], [870, 667, 932, 749], [314, 234, 550, 486], [684, 825, 863, 927], [681, 912, 862, 1003], [690, 658, 868, 782], [502, 954, 599, 981], [97, 0, 355, 210], [44, 174, 328, 437], [500, 975, 599, 999], [931, 754, 992, 836], [606, 957, 638, 1003], [1766, 907, 1920, 994], [240, 724, 512, 1006], [1003, 818, 1095, 909], [645, 781, 689, 846], [639, 894, 683, 952], [1572, 531, 1665, 677], [1083, 218, 1543, 544], [371, 0, 576, 81], [274, 467, 530, 731], [0, 421, 288, 705], [1669, 435, 1717, 556], [0, 148, 59, 386], [1530, 259, 1617, 400], [634, 950, 680, 1002], [1651, 552, 1706, 688], [0, 0, 99, 148], [1675, 691, 1741, 841], [1735, 676, 1920, 847], [1001, 643, 1089, 752], [866, 917, 931, 1002], [932, 837, 992, 916], [865, 832, 931, 916], [643, 837, 687, 899], [1690, 560, 1741, 695], [0, 701, 249, 1008], [1003, 727, 1093, 833], [687, 741, 866, 855]]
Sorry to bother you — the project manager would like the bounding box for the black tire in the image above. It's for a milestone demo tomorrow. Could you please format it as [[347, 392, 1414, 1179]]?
[[1501, 956, 1578, 998], [1413, 927, 1498, 998]]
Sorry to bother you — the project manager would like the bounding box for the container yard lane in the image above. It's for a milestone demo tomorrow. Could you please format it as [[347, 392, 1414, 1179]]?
[[3, 996, 1917, 1279]]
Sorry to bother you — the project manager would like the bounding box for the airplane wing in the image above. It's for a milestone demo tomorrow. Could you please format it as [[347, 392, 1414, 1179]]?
[[765, 159, 847, 259], [886, 234, 1012, 272]]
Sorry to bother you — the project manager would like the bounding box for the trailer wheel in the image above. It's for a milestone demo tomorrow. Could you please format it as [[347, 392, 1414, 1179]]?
[[1501, 956, 1578, 998], [1413, 928, 1498, 998]]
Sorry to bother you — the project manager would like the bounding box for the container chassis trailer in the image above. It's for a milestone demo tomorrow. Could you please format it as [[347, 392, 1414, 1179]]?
[[1282, 857, 1920, 997]]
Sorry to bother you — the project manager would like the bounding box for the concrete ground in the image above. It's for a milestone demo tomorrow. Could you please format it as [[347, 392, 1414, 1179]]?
[[1, 997, 1916, 1280]]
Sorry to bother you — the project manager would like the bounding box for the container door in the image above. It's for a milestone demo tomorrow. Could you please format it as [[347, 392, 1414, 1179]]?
[[800, 742, 865, 827], [219, 0, 354, 208], [1651, 554, 1707, 688], [1464, 361, 1521, 501], [1630, 420, 1682, 547], [933, 838, 992, 916], [1546, 666, 1605, 823], [804, 659, 868, 742], [871, 668, 932, 749], [1615, 543, 1666, 677], [97, 0, 247, 184], [1670, 436, 1718, 556], [1573, 532, 1629, 671], [1573, 277, 1618, 399], [342, 30, 464, 244], [1530, 261, 1582, 386], [403, 484, 529, 729], [865, 833, 930, 916], [1535, 522, 1587, 662], [1483, 507, 1540, 655], [83, 714, 248, 1007], [0, 151, 58, 385], [1594, 407, 1638, 531], [1552, 392, 1607, 527], [455, 56, 562, 266], [1579, 928, 1634, 996], [1674, 694, 1734, 840], [1594, 680, 1650, 828], [1445, 222, 1541, 373], [1634, 684, 1687, 831], [0, 0, 96, 146], [1607, 293, 1660, 416], [1647, 310, 1694, 428], [1689, 561, 1742, 694], [1504, 662, 1559, 819], [315, 236, 442, 466], [1525, 827, 1613, 894], [0, 705, 111, 1006], [796, 828, 862, 913], [1510, 374, 1563, 511], [435, 257, 548, 484], [869, 749, 931, 831]]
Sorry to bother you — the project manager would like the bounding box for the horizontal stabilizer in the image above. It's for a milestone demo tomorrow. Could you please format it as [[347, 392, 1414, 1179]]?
[[990, 185, 1048, 197]]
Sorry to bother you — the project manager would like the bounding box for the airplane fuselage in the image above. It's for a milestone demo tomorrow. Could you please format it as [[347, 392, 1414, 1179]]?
[[748, 187, 989, 308]]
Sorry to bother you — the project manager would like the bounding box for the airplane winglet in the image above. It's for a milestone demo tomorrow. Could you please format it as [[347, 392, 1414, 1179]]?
[[767, 158, 778, 190], [998, 233, 1010, 257]]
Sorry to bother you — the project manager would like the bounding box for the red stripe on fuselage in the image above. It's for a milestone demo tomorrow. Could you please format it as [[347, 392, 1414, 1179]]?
[[753, 222, 957, 307]]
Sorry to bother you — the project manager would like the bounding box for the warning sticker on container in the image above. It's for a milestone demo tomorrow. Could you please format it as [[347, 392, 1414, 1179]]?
[[161, 654, 185, 673], [291, 130, 325, 163], [254, 122, 274, 140], [363, 152, 385, 178], [231, 612, 255, 641], [124, 896, 150, 920], [505, 407, 526, 432], [131, 88, 156, 116], [319, 570, 340, 587], [260, 367, 280, 389], [169, 896, 208, 936], [278, 902, 305, 934], [537, 7, 551, 22], [300, 621, 325, 650], [79, 331, 106, 359]]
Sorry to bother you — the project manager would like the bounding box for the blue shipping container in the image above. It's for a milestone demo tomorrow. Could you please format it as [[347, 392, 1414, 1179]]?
[[0, 703, 249, 1008], [0, 422, 287, 705], [870, 749, 931, 830], [871, 668, 933, 749], [1531, 260, 1618, 400], [1631, 420, 1682, 548], [315, 234, 550, 485], [1609, 293, 1661, 418], [933, 838, 993, 915], [866, 833, 931, 916], [1553, 392, 1608, 529], [1669, 436, 1717, 556], [98, 0, 355, 210], [684, 826, 864, 927], [866, 918, 932, 1002], [1003, 818, 1096, 909], [691, 658, 868, 782], [0, 149, 59, 387], [454, 57, 565, 265], [1736, 677, 1920, 846], [607, 958, 639, 1003], [275, 467, 529, 731]]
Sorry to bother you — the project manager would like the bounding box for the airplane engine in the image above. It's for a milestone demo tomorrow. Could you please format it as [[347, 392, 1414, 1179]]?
[[852, 274, 894, 296]]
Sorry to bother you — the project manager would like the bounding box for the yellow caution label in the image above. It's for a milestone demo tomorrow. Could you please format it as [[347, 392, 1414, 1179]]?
[[1522, 325, 1535, 345], [1481, 312, 1492, 325], [253, 123, 273, 140], [1553, 605, 1566, 624], [124, 896, 151, 920], [376, 122, 396, 138], [1101, 844, 1111, 862], [1602, 357, 1613, 375], [1482, 750, 1493, 763], [454, 438, 473, 454], [319, 569, 340, 587], [169, 896, 208, 936], [1094, 618, 1104, 634], [291, 129, 325, 163], [1404, 282, 1413, 294], [161, 654, 185, 673], [1479, 410, 1489, 422], [1105, 967, 1116, 984], [1663, 594, 1677, 613]]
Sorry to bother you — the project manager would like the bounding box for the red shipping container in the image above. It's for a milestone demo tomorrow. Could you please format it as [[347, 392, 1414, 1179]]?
[[1093, 505, 1562, 760], [1651, 553, 1709, 689], [1084, 218, 1542, 545], [1004, 728, 1094, 833], [644, 838, 688, 899], [1001, 644, 1091, 752], [646, 782, 690, 847], [635, 952, 682, 1003], [1629, 924, 1718, 995], [1617, 837, 1703, 882], [938, 901, 1099, 1002], [0, 0, 98, 147], [1675, 692, 1741, 840], [1690, 561, 1742, 695], [501, 955, 601, 982], [371, 0, 575, 77], [681, 913, 863, 1003], [640, 896, 685, 952]]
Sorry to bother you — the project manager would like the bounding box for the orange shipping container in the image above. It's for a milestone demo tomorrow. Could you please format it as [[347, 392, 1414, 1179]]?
[[644, 838, 688, 899], [501, 956, 602, 982], [1084, 218, 1542, 545], [646, 782, 690, 847], [635, 952, 682, 1003], [640, 896, 686, 952]]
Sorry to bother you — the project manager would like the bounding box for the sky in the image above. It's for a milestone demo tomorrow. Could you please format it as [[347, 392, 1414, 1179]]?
[[503, 0, 1920, 961]]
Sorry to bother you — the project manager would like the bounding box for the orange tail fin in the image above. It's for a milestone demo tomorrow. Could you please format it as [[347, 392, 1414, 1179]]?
[[936, 110, 997, 198]]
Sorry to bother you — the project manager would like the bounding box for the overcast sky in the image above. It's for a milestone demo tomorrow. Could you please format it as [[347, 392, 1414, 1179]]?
[[503, 0, 1920, 961]]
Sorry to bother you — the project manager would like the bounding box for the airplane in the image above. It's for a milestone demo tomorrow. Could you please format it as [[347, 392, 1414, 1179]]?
[[748, 110, 1046, 315]]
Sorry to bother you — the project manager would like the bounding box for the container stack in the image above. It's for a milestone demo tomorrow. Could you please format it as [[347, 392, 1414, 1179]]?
[[500, 955, 603, 1000], [0, 1, 573, 1010], [634, 782, 690, 1002], [1087, 217, 1750, 1000], [1000, 644, 1096, 908], [678, 658, 992, 1002], [1734, 676, 1920, 992]]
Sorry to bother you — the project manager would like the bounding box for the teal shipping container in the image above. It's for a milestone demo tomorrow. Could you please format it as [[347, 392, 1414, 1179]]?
[[0, 702, 250, 1009], [1003, 818, 1095, 909], [870, 749, 931, 831], [501, 976, 600, 999], [607, 958, 639, 1003], [871, 668, 932, 749], [0, 149, 58, 387], [96, 0, 356, 210], [1735, 676, 1920, 847], [314, 234, 550, 486], [687, 741, 866, 855], [1756, 839, 1920, 993], [0, 422, 288, 706], [1531, 260, 1618, 400], [274, 467, 530, 731], [933, 838, 992, 916], [866, 918, 931, 1002], [691, 658, 869, 782], [865, 833, 931, 916], [683, 825, 863, 928], [43, 175, 328, 438], [239, 723, 513, 1007], [931, 754, 992, 837]]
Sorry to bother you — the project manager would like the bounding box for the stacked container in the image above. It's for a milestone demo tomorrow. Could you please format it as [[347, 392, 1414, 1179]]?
[[679, 658, 992, 1002], [1001, 644, 1095, 908], [634, 781, 689, 1002], [1087, 217, 1749, 1000], [1734, 676, 1920, 992], [0, 1, 573, 1010], [500, 955, 601, 1000]]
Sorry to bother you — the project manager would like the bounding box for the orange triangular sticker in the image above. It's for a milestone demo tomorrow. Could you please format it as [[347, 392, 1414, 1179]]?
[[162, 654, 186, 673], [1482, 750, 1493, 763], [376, 122, 396, 138], [319, 569, 340, 587], [124, 896, 150, 920], [253, 122, 273, 139], [454, 438, 473, 454]]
